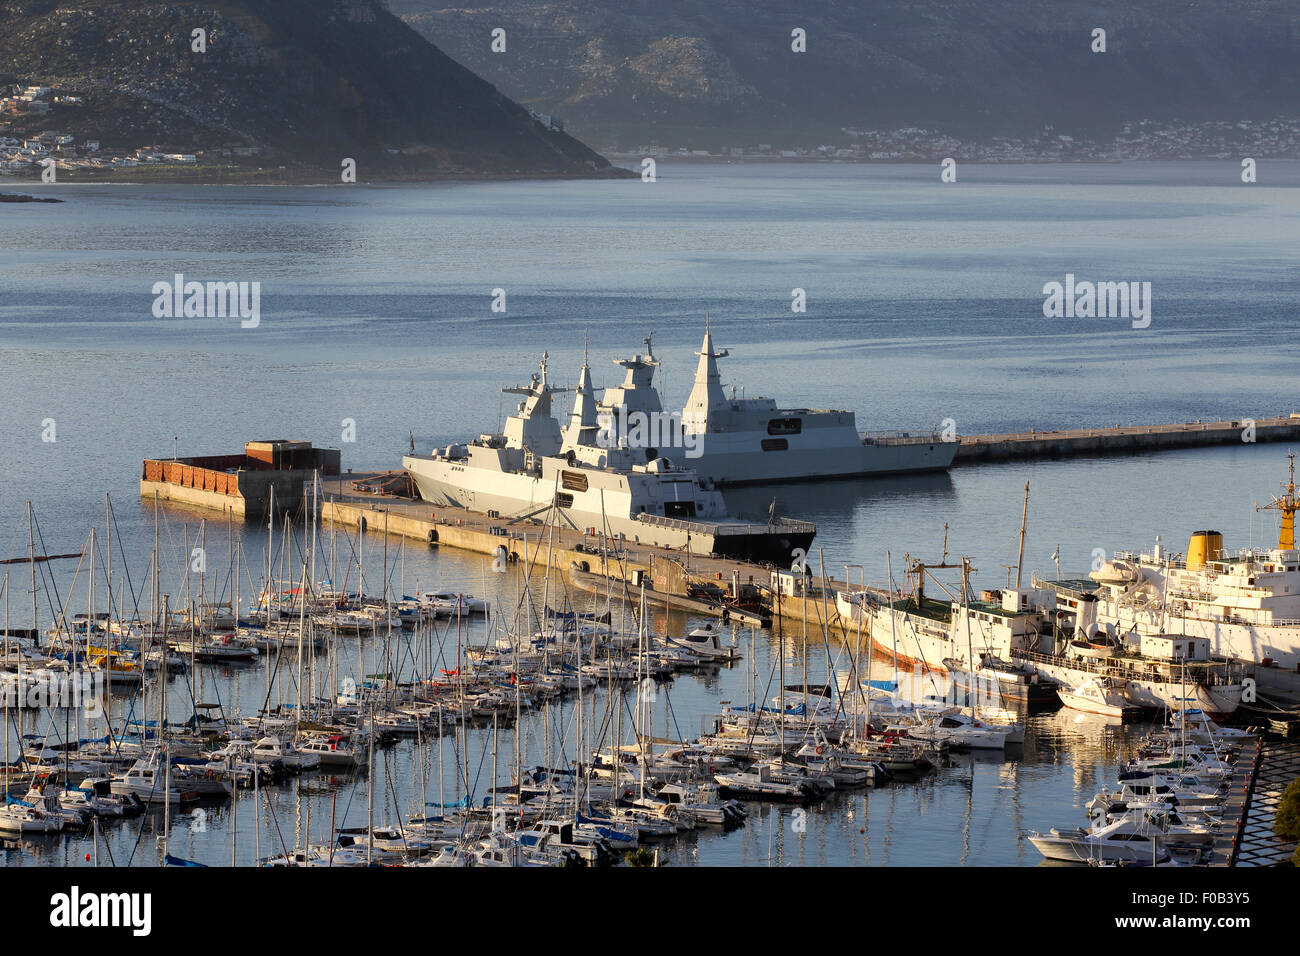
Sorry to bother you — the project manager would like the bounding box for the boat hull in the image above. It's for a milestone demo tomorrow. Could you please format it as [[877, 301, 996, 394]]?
[[1015, 655, 1241, 720], [692, 435, 959, 486], [1029, 834, 1166, 864], [403, 455, 813, 564]]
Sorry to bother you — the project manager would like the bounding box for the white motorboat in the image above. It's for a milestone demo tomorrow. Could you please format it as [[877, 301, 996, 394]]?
[[656, 782, 746, 826], [22, 786, 87, 829], [886, 707, 1019, 751], [110, 752, 199, 805], [715, 763, 813, 801], [250, 736, 320, 771], [168, 633, 259, 662], [1056, 678, 1142, 720], [657, 624, 740, 664], [264, 846, 373, 867], [0, 799, 63, 833], [337, 826, 440, 856], [1125, 746, 1234, 780], [298, 733, 369, 769], [1027, 811, 1170, 864], [59, 778, 142, 817], [417, 591, 490, 617], [313, 608, 402, 634]]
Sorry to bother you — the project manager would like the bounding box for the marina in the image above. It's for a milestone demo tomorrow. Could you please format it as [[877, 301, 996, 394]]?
[[0, 435, 1293, 870]]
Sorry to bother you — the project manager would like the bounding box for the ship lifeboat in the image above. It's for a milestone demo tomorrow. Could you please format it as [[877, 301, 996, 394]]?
[[1067, 633, 1122, 660], [1089, 559, 1139, 587]]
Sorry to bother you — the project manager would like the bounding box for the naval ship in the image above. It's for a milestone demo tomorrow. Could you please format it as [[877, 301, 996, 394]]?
[[401, 353, 816, 564], [581, 326, 958, 486]]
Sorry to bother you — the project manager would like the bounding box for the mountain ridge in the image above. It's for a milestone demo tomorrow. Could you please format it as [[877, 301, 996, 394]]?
[[0, 0, 630, 180], [392, 0, 1300, 153]]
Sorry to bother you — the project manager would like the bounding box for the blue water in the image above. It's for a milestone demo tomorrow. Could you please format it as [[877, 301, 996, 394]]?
[[0, 161, 1294, 866]]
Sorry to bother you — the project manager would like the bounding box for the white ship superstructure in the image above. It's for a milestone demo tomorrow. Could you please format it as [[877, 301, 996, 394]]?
[[836, 555, 1244, 717], [835, 559, 1044, 676], [402, 353, 815, 564], [577, 326, 958, 486], [1039, 456, 1300, 671]]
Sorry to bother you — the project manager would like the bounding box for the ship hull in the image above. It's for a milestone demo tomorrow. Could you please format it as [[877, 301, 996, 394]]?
[[837, 597, 959, 674], [690, 436, 958, 487], [403, 455, 812, 565], [1098, 608, 1300, 672], [1012, 656, 1240, 720]]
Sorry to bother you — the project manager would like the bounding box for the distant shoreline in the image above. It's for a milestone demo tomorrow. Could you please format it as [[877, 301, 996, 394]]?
[[603, 153, 1300, 165], [0, 163, 636, 187], [0, 192, 61, 202], [4, 156, 1294, 191]]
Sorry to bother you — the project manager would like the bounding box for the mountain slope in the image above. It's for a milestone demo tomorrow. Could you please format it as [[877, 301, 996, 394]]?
[[0, 0, 626, 177], [392, 0, 1300, 150]]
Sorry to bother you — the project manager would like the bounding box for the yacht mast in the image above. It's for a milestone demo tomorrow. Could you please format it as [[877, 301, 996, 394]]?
[[27, 502, 37, 651], [1015, 481, 1030, 590]]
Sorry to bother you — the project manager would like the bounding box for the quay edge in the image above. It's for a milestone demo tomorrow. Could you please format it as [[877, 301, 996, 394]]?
[[955, 414, 1300, 464]]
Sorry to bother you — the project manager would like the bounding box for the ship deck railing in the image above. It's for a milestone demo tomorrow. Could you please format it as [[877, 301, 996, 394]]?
[[861, 429, 952, 446], [1011, 646, 1246, 685], [634, 513, 817, 537], [1030, 575, 1099, 596]]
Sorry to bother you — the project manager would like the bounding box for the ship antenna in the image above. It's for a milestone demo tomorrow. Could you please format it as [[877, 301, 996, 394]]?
[[1257, 452, 1298, 550], [1016, 480, 1030, 589]]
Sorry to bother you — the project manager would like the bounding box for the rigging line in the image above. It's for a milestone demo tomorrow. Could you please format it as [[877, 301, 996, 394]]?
[[43, 532, 87, 646], [262, 784, 292, 862], [741, 612, 786, 753], [106, 495, 144, 624], [32, 510, 76, 632], [454, 705, 498, 841], [661, 678, 689, 753], [123, 749, 165, 868]]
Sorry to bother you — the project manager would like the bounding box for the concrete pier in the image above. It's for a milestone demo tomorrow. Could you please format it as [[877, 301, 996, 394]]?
[[1210, 736, 1261, 866], [955, 414, 1300, 464], [320, 491, 845, 633], [140, 441, 340, 520]]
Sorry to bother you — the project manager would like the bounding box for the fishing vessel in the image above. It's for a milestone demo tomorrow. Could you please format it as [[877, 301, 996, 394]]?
[[402, 352, 816, 563], [580, 327, 957, 486]]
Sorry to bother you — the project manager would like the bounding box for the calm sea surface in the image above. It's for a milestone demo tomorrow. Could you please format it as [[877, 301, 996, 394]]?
[[0, 161, 1296, 866]]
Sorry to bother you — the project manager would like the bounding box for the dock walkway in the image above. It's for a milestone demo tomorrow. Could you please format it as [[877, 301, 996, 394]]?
[[1210, 737, 1262, 866], [955, 414, 1300, 464], [320, 487, 849, 632], [1231, 737, 1300, 867]]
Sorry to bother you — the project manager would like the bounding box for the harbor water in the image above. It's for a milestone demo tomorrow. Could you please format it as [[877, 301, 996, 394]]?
[[1, 162, 1297, 865]]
